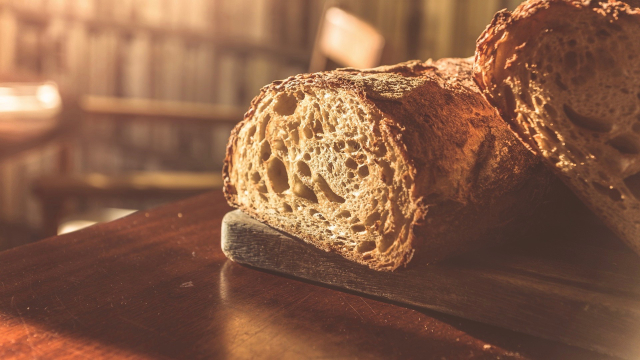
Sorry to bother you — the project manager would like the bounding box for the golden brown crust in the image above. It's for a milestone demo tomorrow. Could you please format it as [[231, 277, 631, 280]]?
[[474, 0, 640, 254], [475, 0, 639, 141], [224, 58, 551, 270]]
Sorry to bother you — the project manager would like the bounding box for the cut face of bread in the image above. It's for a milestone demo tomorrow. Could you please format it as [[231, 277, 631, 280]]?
[[225, 58, 551, 271], [231, 89, 414, 261], [475, 1, 640, 254]]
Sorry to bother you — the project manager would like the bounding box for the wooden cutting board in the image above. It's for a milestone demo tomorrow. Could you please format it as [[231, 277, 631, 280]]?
[[221, 209, 640, 360]]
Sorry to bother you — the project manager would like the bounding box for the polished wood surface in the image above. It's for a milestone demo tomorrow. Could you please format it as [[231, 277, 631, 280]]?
[[222, 210, 640, 359], [0, 191, 618, 359]]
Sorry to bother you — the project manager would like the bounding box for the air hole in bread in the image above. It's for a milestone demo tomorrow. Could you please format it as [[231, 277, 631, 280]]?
[[257, 181, 268, 194], [356, 241, 376, 253], [297, 161, 311, 177], [281, 203, 293, 213], [534, 96, 544, 106], [351, 224, 366, 233], [563, 104, 612, 132], [378, 234, 395, 253], [302, 124, 313, 139], [345, 158, 358, 170], [358, 165, 370, 178], [334, 140, 346, 151], [520, 88, 534, 109], [347, 140, 360, 152], [606, 133, 640, 154], [258, 114, 271, 141], [303, 153, 311, 161], [374, 143, 387, 157], [246, 125, 256, 140], [313, 119, 324, 135], [272, 139, 288, 153], [267, 157, 289, 193], [337, 210, 351, 219], [292, 175, 317, 203], [624, 172, 640, 200], [260, 141, 271, 161], [503, 85, 517, 117], [379, 160, 394, 185], [289, 128, 299, 145], [313, 174, 345, 203], [592, 182, 623, 202], [273, 93, 298, 116], [250, 171, 261, 184], [309, 209, 326, 221], [365, 212, 381, 226], [555, 74, 568, 91], [347, 171, 356, 179]]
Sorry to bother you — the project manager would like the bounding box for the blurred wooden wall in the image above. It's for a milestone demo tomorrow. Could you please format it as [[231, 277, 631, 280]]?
[[0, 0, 525, 236]]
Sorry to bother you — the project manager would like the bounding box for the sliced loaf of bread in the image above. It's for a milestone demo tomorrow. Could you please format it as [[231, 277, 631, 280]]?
[[475, 0, 640, 254], [223, 58, 551, 271]]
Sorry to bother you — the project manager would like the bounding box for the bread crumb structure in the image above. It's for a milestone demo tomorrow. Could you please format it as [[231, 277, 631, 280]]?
[[475, 0, 640, 255], [225, 58, 550, 271]]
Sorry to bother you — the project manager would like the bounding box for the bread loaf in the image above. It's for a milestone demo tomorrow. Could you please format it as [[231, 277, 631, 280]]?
[[474, 0, 640, 256], [223, 58, 551, 271]]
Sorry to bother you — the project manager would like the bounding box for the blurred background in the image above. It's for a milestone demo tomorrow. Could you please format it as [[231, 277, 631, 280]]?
[[0, 0, 524, 250]]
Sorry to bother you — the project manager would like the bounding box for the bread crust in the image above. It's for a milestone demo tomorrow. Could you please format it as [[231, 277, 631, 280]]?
[[475, 0, 639, 147], [474, 0, 640, 254], [224, 58, 551, 271]]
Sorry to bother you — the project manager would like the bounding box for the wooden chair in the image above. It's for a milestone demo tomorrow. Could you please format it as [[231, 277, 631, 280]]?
[[309, 6, 385, 72]]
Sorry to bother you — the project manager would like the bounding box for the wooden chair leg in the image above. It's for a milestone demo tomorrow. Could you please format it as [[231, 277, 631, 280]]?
[[41, 197, 64, 238]]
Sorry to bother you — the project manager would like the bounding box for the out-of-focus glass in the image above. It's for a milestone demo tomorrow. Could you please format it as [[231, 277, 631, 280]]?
[[0, 81, 62, 141]]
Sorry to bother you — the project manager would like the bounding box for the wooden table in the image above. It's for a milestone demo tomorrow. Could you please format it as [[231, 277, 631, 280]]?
[[0, 191, 618, 359]]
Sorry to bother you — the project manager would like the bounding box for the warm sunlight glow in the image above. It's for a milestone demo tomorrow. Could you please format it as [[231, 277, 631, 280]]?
[[0, 82, 62, 118]]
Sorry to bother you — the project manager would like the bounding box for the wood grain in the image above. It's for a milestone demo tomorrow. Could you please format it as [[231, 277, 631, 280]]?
[[222, 209, 640, 360], [0, 191, 620, 359]]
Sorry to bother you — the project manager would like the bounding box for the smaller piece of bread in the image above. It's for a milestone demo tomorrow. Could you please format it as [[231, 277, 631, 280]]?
[[475, 0, 640, 255], [224, 58, 551, 271]]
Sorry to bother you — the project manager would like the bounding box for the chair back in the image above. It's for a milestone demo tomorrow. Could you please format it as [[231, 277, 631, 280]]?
[[309, 7, 385, 73]]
